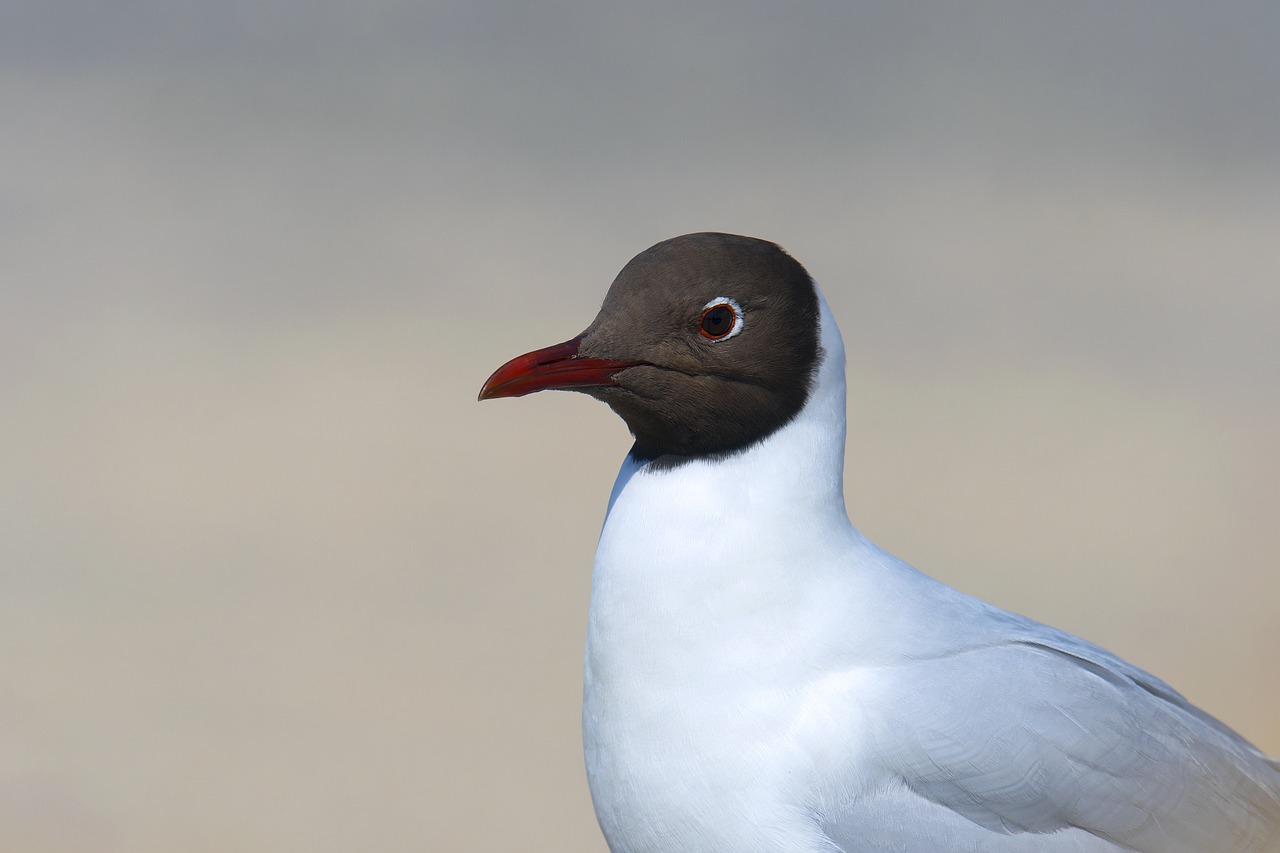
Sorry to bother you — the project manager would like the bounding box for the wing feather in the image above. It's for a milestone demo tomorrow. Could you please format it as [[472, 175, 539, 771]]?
[[850, 630, 1280, 852]]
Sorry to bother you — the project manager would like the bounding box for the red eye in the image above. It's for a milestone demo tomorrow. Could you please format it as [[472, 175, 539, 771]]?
[[699, 304, 737, 339]]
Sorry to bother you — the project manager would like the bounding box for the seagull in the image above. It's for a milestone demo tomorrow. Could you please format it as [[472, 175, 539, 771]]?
[[478, 233, 1280, 852]]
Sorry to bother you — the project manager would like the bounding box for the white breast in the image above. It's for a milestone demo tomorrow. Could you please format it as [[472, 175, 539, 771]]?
[[577, 283, 1280, 852], [581, 289, 882, 851]]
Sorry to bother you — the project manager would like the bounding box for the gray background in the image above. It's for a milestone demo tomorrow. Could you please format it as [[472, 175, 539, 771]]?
[[3, 3, 1278, 850]]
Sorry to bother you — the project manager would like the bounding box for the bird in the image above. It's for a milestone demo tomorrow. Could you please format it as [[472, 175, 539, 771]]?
[[478, 233, 1280, 852]]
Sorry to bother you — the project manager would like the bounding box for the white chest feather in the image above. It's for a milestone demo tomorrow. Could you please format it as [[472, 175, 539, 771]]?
[[483, 243, 1280, 851], [581, 294, 877, 851]]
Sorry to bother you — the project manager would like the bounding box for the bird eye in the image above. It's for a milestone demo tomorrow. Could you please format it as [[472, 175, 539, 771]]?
[[698, 297, 744, 342]]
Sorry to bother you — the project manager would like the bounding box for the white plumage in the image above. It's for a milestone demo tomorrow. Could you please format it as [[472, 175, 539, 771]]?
[[582, 288, 1280, 852]]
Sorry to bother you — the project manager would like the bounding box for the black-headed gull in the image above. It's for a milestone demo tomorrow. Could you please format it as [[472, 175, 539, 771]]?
[[480, 233, 1280, 852]]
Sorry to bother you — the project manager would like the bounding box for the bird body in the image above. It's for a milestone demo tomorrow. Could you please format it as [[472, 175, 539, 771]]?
[[480, 234, 1280, 851]]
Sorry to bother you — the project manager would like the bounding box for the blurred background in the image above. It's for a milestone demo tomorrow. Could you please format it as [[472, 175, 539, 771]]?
[[2, 2, 1278, 850]]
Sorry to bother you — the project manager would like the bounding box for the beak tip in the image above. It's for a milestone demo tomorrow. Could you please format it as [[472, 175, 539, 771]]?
[[477, 334, 638, 402]]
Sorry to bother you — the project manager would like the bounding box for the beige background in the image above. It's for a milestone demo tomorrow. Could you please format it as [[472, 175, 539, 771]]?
[[2, 3, 1278, 851]]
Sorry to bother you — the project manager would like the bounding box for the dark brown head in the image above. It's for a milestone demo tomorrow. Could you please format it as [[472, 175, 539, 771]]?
[[479, 233, 822, 461]]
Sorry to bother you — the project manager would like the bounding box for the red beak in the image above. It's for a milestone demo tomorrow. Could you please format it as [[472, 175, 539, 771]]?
[[478, 335, 644, 401]]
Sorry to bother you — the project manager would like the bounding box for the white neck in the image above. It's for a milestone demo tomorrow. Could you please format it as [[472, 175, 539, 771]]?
[[603, 286, 851, 533], [584, 286, 872, 850], [587, 284, 860, 686]]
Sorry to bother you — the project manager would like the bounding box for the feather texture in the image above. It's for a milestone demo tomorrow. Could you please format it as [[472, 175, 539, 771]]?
[[583, 287, 1280, 852]]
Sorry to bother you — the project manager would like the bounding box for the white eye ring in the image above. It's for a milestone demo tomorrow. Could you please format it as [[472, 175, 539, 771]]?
[[698, 296, 744, 342]]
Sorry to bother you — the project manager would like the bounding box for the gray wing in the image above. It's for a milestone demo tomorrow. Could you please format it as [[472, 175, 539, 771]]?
[[827, 626, 1280, 852]]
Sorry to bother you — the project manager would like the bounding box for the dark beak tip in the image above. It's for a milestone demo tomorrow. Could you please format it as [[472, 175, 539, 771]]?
[[476, 375, 518, 401]]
